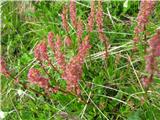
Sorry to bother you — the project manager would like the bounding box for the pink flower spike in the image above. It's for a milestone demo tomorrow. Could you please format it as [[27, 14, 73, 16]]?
[[133, 0, 156, 44], [0, 57, 10, 77], [34, 41, 49, 61], [87, 0, 95, 32], [62, 35, 91, 94], [65, 36, 72, 47], [48, 32, 55, 52], [77, 19, 83, 41], [96, 1, 103, 33], [54, 35, 66, 70], [61, 5, 69, 32], [141, 76, 152, 88], [70, 0, 77, 29], [28, 68, 49, 89]]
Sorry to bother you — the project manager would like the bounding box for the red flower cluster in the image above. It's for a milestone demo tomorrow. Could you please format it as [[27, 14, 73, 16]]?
[[96, 1, 103, 34], [145, 30, 160, 74], [28, 68, 58, 93], [142, 29, 160, 87], [34, 41, 49, 61], [61, 5, 69, 32], [64, 36, 72, 47], [0, 57, 10, 77], [70, 0, 77, 29], [77, 19, 83, 41], [54, 35, 66, 71], [61, 5, 72, 47], [28, 68, 49, 89], [48, 32, 55, 52], [148, 30, 160, 57], [47, 32, 91, 94], [87, 0, 95, 32], [133, 0, 156, 43], [62, 35, 91, 95]]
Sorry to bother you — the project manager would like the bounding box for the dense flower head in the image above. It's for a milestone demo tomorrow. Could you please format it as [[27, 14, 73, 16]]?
[[54, 35, 66, 70], [133, 0, 156, 43], [70, 0, 77, 29], [0, 57, 10, 77], [61, 5, 69, 32], [148, 30, 160, 56], [62, 35, 91, 94], [34, 41, 49, 61], [28, 68, 49, 89], [145, 55, 156, 74], [141, 76, 153, 88], [144, 29, 160, 86], [77, 19, 83, 41], [96, 1, 103, 33], [65, 36, 72, 47], [48, 32, 55, 52], [87, 0, 95, 32]]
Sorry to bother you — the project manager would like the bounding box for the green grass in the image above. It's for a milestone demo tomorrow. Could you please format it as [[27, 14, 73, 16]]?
[[1, 1, 160, 120]]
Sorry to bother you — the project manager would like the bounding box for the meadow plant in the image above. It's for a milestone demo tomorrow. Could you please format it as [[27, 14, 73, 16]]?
[[1, 0, 160, 109], [87, 0, 95, 32], [142, 29, 160, 87], [0, 57, 10, 78], [70, 0, 77, 29], [133, 0, 156, 46]]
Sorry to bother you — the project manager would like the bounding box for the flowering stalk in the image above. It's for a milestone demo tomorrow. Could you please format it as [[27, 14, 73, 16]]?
[[142, 29, 160, 87], [28, 68, 50, 90], [77, 18, 83, 43], [62, 35, 91, 95], [133, 0, 156, 48], [48, 32, 55, 52], [96, 1, 103, 34], [34, 41, 49, 62], [0, 57, 10, 77], [96, 1, 109, 58], [70, 0, 77, 29], [61, 5, 72, 47], [87, 0, 95, 32], [54, 35, 66, 71], [61, 5, 69, 32]]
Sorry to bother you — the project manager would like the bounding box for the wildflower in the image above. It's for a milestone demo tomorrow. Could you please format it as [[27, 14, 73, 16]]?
[[62, 35, 91, 94], [54, 35, 66, 70], [64, 36, 72, 47], [87, 0, 95, 32], [28, 68, 49, 89], [61, 5, 69, 32], [145, 30, 160, 74], [77, 19, 83, 41], [48, 32, 55, 52], [141, 76, 153, 88], [34, 41, 49, 61], [0, 57, 10, 77], [70, 0, 77, 29], [133, 0, 156, 43], [145, 55, 155, 74], [148, 30, 160, 56], [144, 29, 160, 87], [96, 1, 103, 33], [50, 86, 59, 93]]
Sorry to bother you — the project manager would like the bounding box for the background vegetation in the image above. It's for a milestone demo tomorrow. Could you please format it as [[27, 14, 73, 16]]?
[[1, 1, 160, 120]]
